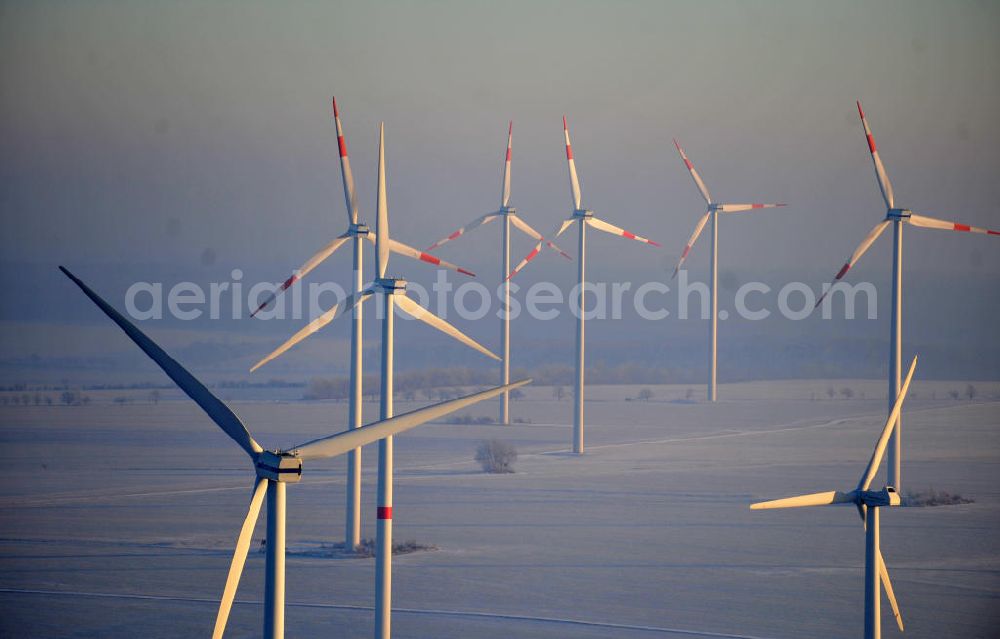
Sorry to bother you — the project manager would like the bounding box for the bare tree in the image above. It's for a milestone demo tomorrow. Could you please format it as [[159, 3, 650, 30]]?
[[552, 386, 566, 401], [637, 388, 654, 401], [966, 384, 977, 401], [475, 439, 517, 473]]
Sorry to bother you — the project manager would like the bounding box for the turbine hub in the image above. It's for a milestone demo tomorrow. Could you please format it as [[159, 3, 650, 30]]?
[[348, 223, 371, 236], [887, 208, 911, 220], [374, 277, 407, 293], [500, 206, 516, 216], [709, 203, 722, 211], [256, 451, 302, 483]]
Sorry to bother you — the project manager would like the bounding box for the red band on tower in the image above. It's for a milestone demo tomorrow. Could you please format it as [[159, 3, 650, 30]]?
[[377, 506, 392, 520]]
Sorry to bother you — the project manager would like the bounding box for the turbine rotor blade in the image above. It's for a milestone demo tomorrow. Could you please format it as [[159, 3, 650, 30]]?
[[383, 237, 475, 276], [376, 122, 389, 278], [509, 214, 572, 259], [332, 97, 359, 225], [878, 549, 905, 632], [394, 293, 499, 361], [251, 289, 374, 372], [672, 211, 711, 279], [60, 267, 263, 457], [907, 213, 1000, 236], [506, 218, 576, 280], [501, 121, 513, 208], [586, 216, 660, 247], [673, 138, 712, 204], [250, 233, 351, 317], [857, 356, 918, 491], [290, 379, 532, 460], [424, 213, 499, 252], [750, 490, 855, 510], [718, 203, 787, 213], [563, 116, 582, 210], [857, 101, 895, 209], [212, 478, 267, 639], [814, 219, 891, 308]]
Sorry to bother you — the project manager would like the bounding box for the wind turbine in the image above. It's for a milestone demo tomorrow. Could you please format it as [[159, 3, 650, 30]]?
[[751, 355, 918, 639], [425, 121, 570, 423], [507, 116, 659, 454], [669, 138, 785, 402], [250, 98, 476, 551], [59, 266, 527, 639], [253, 123, 500, 639], [814, 101, 999, 492]]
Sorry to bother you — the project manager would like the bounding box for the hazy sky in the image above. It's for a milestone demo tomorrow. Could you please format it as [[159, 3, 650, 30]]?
[[3, 0, 999, 271], [1, 1, 999, 381]]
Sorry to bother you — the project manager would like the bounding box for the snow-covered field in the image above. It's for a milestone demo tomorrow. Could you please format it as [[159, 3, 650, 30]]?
[[1, 386, 997, 638]]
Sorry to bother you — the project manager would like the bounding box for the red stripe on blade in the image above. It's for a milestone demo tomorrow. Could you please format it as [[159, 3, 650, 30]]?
[[377, 506, 392, 520], [506, 148, 512, 161], [420, 253, 441, 266], [835, 263, 851, 280], [448, 230, 462, 240], [338, 136, 348, 158], [866, 134, 876, 153], [684, 159, 693, 170], [623, 231, 636, 240], [566, 145, 573, 161], [458, 267, 475, 277], [954, 223, 970, 232], [752, 204, 764, 209], [281, 274, 298, 290]]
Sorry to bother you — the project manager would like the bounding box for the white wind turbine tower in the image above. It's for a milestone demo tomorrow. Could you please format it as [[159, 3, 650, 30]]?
[[250, 98, 476, 551], [254, 123, 501, 639], [669, 139, 785, 402], [814, 101, 999, 493], [59, 266, 527, 639], [752, 355, 918, 639], [508, 116, 659, 454], [425, 121, 571, 423]]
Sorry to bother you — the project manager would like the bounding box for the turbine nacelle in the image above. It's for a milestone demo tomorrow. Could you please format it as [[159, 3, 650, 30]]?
[[348, 222, 371, 237], [859, 486, 900, 508], [499, 206, 516, 216], [886, 208, 912, 221], [255, 451, 303, 483], [572, 209, 594, 219], [374, 277, 407, 294]]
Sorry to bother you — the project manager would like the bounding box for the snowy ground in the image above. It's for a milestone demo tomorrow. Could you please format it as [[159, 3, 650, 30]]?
[[0, 385, 998, 638]]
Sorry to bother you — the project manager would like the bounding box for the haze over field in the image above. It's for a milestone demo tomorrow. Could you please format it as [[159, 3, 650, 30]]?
[[1, 1, 999, 387]]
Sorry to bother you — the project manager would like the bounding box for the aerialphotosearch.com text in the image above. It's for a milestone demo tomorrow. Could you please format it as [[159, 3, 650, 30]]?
[[123, 269, 878, 323]]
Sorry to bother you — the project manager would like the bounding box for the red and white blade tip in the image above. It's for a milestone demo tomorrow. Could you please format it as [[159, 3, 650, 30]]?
[[563, 115, 568, 130], [856, 100, 864, 119], [332, 96, 339, 117], [508, 120, 513, 135]]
